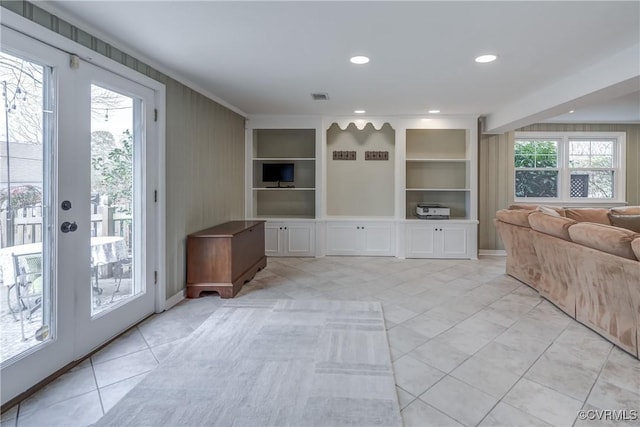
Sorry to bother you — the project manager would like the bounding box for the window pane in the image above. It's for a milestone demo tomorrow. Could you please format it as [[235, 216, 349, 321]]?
[[0, 51, 53, 362], [90, 85, 137, 316], [569, 139, 613, 168], [570, 170, 614, 199], [515, 170, 558, 198], [515, 140, 558, 168]]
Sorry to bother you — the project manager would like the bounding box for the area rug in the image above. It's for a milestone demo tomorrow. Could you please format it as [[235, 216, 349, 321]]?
[[96, 299, 402, 427]]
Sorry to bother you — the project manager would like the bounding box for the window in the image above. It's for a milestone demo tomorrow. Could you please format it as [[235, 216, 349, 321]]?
[[514, 132, 625, 203]]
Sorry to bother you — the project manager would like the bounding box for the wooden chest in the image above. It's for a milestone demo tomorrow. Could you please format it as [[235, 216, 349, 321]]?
[[186, 221, 266, 298]]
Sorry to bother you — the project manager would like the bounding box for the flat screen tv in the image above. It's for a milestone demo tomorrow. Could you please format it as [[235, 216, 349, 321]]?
[[262, 163, 294, 186]]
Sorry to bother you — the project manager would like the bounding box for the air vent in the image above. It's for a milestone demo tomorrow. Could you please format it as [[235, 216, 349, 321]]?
[[311, 93, 329, 101]]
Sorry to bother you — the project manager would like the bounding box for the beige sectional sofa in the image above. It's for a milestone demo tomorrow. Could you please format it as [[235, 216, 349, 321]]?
[[494, 206, 640, 358]]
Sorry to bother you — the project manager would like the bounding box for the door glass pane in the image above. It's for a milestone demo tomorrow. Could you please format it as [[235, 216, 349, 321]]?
[[0, 52, 53, 363], [90, 84, 139, 315]]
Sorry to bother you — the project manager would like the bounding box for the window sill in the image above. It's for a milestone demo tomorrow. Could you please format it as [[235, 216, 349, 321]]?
[[513, 199, 629, 208]]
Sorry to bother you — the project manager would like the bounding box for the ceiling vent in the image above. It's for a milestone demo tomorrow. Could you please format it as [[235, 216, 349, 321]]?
[[311, 93, 329, 101]]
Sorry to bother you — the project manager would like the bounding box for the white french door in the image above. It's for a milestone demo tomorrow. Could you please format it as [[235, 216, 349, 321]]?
[[0, 26, 159, 405]]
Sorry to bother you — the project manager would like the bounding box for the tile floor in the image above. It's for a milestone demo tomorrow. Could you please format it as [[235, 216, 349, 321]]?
[[1, 256, 639, 427]]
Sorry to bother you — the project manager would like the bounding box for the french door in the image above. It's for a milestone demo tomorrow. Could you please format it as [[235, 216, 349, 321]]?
[[0, 26, 158, 405]]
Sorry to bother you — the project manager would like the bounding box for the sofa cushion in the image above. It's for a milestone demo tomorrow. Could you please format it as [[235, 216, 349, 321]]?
[[632, 238, 640, 260], [496, 209, 532, 228], [568, 222, 640, 260], [609, 214, 640, 233], [610, 206, 640, 215], [508, 204, 538, 210], [536, 206, 561, 217], [529, 211, 576, 241], [564, 208, 610, 225]]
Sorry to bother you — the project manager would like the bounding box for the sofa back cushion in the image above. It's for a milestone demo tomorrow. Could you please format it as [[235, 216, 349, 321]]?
[[568, 223, 640, 260], [509, 204, 566, 216], [528, 212, 576, 241], [610, 206, 640, 215], [564, 208, 610, 225], [608, 214, 640, 233], [632, 238, 640, 261], [496, 209, 532, 228]]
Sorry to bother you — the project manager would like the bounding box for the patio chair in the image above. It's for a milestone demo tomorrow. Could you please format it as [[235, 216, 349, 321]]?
[[9, 252, 43, 340], [110, 254, 132, 303]]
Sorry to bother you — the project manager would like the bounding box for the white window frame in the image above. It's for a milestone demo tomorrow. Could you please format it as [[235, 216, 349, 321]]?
[[514, 131, 626, 205]]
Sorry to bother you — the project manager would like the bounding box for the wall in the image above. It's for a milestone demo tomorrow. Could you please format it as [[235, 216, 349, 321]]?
[[326, 123, 395, 217], [1, 1, 246, 299], [479, 123, 640, 251]]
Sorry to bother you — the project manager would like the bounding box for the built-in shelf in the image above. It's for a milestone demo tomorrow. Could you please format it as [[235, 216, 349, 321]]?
[[250, 128, 316, 219], [405, 129, 472, 220]]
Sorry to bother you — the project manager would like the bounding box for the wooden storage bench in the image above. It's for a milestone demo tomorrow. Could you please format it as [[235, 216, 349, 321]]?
[[186, 220, 266, 298]]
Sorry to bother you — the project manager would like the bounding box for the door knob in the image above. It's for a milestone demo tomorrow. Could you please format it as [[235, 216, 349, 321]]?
[[61, 221, 78, 233]]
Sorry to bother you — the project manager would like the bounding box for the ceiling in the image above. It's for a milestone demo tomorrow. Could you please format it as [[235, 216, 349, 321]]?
[[41, 1, 640, 132]]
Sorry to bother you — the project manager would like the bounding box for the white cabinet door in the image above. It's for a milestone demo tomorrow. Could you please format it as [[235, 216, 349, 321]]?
[[405, 222, 473, 259], [326, 223, 360, 255], [405, 224, 437, 257], [265, 221, 315, 257], [361, 223, 395, 256], [284, 223, 315, 256], [326, 221, 395, 256], [439, 225, 468, 258], [264, 223, 283, 256]]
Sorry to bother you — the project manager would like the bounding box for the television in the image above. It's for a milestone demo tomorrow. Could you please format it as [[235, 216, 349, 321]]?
[[262, 163, 294, 187]]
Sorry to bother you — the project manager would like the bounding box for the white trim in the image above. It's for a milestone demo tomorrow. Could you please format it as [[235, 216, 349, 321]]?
[[513, 131, 626, 204], [155, 90, 167, 314], [479, 250, 507, 257], [164, 290, 185, 312]]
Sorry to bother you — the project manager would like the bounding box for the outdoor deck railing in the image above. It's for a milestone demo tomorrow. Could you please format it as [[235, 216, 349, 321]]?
[[0, 205, 132, 250]]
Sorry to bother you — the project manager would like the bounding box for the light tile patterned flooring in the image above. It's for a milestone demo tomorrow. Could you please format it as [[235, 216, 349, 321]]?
[[1, 256, 639, 427]]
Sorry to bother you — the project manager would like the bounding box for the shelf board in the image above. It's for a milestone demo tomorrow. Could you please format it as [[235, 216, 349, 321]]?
[[406, 188, 470, 192], [405, 158, 468, 162], [252, 214, 316, 220], [253, 187, 315, 191], [253, 158, 315, 161]]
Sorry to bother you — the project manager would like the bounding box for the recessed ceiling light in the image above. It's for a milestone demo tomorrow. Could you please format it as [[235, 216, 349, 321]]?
[[428, 109, 440, 114], [354, 110, 366, 114], [475, 54, 497, 63], [569, 110, 575, 114], [350, 56, 370, 65]]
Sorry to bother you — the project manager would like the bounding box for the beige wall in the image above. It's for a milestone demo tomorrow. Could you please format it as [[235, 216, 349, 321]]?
[[326, 123, 395, 217], [165, 82, 245, 298], [479, 123, 640, 251]]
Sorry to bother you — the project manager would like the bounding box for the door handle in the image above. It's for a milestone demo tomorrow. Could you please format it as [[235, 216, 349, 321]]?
[[61, 221, 78, 233]]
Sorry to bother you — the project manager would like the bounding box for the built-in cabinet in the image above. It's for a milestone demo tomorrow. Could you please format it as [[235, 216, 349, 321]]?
[[264, 222, 315, 257], [246, 116, 478, 259], [325, 221, 395, 256], [404, 221, 475, 258]]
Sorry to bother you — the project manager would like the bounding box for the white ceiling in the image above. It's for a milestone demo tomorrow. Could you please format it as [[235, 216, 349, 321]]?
[[41, 1, 640, 132]]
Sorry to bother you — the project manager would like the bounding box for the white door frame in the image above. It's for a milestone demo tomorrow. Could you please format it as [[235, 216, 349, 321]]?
[[0, 8, 166, 315], [0, 13, 166, 406]]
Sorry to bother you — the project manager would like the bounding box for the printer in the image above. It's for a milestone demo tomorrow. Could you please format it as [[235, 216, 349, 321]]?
[[416, 203, 450, 219]]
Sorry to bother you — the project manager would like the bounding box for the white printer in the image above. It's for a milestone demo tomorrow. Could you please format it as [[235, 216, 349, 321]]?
[[416, 203, 450, 219]]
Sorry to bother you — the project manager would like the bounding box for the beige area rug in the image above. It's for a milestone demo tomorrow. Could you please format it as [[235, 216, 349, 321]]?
[[96, 299, 402, 427]]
